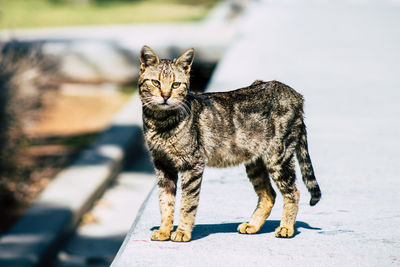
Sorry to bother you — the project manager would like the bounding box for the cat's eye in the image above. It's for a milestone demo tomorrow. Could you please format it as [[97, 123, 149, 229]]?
[[152, 80, 161, 88], [171, 82, 181, 89]]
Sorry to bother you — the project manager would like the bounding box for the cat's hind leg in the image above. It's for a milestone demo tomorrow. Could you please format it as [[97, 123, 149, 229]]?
[[266, 154, 299, 238], [238, 158, 276, 234]]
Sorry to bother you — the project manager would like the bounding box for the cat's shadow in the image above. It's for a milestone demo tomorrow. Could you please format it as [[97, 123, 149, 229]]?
[[150, 220, 321, 240]]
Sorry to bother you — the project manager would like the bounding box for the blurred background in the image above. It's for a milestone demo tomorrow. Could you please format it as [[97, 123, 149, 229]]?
[[0, 0, 237, 236], [1, 0, 218, 28]]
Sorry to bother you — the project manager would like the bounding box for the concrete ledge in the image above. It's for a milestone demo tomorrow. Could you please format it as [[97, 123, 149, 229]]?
[[0, 93, 143, 267]]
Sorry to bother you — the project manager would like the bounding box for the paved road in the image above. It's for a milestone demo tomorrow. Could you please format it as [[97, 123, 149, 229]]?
[[113, 1, 400, 266]]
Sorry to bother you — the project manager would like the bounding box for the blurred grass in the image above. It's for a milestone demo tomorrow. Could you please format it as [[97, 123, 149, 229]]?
[[0, 0, 220, 29], [30, 132, 99, 149], [120, 84, 137, 97]]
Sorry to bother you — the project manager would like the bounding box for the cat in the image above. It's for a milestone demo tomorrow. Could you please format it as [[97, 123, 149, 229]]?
[[138, 45, 321, 242]]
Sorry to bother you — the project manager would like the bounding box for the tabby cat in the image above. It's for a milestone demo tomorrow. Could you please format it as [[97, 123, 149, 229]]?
[[139, 45, 321, 242]]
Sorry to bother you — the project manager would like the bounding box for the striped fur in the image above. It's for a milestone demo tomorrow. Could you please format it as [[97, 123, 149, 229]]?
[[139, 46, 321, 241]]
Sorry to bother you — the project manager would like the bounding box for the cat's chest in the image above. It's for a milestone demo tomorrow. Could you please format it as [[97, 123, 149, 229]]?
[[146, 130, 185, 151], [144, 126, 197, 164]]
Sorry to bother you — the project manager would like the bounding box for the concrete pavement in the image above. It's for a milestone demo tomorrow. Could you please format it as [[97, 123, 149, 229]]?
[[112, 0, 400, 266]]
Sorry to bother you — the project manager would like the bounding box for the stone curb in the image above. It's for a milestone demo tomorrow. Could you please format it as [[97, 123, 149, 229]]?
[[0, 93, 143, 267], [110, 182, 157, 267]]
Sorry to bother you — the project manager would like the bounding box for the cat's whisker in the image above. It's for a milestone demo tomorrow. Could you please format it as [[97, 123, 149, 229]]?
[[180, 99, 191, 113], [142, 102, 153, 108], [141, 97, 159, 109], [175, 99, 190, 118], [175, 102, 187, 115]]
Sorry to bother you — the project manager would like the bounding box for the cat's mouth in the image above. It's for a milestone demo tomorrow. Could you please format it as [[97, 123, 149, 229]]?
[[143, 97, 180, 110], [157, 98, 180, 109], [157, 102, 173, 109]]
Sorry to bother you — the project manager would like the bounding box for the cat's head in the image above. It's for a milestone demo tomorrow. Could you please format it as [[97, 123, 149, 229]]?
[[138, 45, 194, 110]]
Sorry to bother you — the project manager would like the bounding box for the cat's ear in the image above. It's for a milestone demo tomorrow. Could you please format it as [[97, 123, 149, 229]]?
[[140, 45, 160, 69], [175, 48, 194, 73]]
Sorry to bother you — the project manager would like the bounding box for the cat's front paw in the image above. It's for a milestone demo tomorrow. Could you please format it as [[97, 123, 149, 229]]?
[[151, 229, 171, 241], [237, 223, 260, 234], [275, 226, 294, 238], [170, 230, 191, 242]]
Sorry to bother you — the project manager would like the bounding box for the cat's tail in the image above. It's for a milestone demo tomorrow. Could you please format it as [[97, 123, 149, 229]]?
[[296, 121, 321, 206]]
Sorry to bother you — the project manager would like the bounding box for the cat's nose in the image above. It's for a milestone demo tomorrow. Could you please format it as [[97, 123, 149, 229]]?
[[162, 94, 170, 101]]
